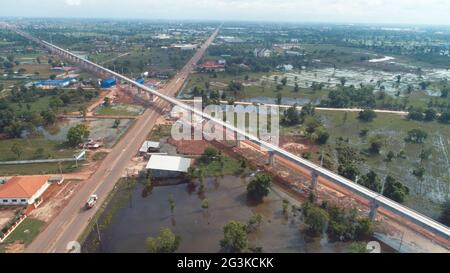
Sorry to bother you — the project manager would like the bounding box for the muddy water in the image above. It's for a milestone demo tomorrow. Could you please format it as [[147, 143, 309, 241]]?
[[83, 175, 391, 253]]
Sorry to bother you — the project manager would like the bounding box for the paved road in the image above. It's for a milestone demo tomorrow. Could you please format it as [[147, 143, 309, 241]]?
[[25, 27, 221, 253], [179, 99, 409, 116]]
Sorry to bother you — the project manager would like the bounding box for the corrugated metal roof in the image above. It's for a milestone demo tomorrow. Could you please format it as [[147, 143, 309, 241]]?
[[139, 141, 160, 153], [146, 155, 191, 173]]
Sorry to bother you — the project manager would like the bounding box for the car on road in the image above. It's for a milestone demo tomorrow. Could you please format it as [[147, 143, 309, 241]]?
[[85, 194, 98, 210]]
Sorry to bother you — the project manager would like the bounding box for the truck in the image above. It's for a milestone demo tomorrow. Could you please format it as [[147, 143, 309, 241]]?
[[85, 194, 98, 209]]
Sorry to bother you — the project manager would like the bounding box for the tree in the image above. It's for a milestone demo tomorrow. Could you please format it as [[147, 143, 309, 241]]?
[[413, 166, 425, 179], [294, 82, 299, 92], [441, 88, 449, 98], [312, 127, 329, 145], [145, 228, 181, 253], [79, 106, 87, 121], [281, 77, 288, 86], [220, 221, 248, 253], [201, 198, 209, 209], [304, 206, 329, 236], [103, 97, 111, 107], [168, 194, 175, 215], [113, 119, 120, 129], [348, 242, 368, 253], [438, 112, 450, 124], [49, 97, 64, 109], [11, 142, 23, 159], [282, 104, 300, 126], [368, 136, 383, 154], [405, 129, 428, 144], [276, 93, 282, 105], [424, 108, 437, 122], [359, 128, 369, 138], [385, 151, 395, 162], [419, 146, 432, 162], [358, 171, 382, 192], [358, 110, 377, 122], [199, 147, 219, 163], [246, 214, 263, 233], [439, 200, 450, 226], [383, 176, 409, 203], [67, 124, 90, 147], [407, 109, 424, 121], [246, 173, 272, 202]]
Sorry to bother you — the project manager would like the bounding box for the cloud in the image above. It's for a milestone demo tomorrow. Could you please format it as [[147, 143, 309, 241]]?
[[65, 0, 82, 6], [2, 0, 450, 25]]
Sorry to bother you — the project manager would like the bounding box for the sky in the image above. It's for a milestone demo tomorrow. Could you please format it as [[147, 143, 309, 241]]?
[[2, 0, 450, 26]]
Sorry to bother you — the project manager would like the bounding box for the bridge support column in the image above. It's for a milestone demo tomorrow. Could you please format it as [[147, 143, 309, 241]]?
[[267, 150, 275, 166], [369, 200, 379, 221], [311, 171, 319, 190]]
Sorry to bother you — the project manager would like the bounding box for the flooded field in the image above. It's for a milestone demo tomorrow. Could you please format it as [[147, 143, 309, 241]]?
[[82, 175, 393, 253], [264, 66, 450, 96], [37, 118, 134, 148], [318, 111, 450, 218]]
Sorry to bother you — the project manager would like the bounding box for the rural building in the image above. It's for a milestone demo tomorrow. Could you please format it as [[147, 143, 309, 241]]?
[[146, 155, 192, 178], [197, 60, 225, 72], [135, 78, 145, 84], [0, 176, 52, 207], [277, 64, 294, 71], [101, 78, 117, 88], [139, 141, 161, 155], [168, 43, 197, 50], [34, 77, 77, 88], [254, 48, 271, 58]]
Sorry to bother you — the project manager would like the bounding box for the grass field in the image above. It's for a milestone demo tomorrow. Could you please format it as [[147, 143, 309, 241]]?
[[199, 155, 242, 177], [147, 124, 173, 141], [0, 162, 79, 176], [2, 218, 45, 246], [0, 138, 77, 161]]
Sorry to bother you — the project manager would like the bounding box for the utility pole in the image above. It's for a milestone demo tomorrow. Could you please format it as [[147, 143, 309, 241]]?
[[58, 161, 62, 176], [95, 220, 102, 248], [398, 232, 405, 252], [126, 169, 132, 209]]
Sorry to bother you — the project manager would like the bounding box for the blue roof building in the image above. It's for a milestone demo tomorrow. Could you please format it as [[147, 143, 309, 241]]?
[[101, 78, 117, 88], [34, 77, 77, 88], [136, 78, 145, 84]]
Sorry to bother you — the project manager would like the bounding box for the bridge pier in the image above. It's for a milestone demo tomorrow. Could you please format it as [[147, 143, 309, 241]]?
[[369, 200, 379, 221], [311, 171, 319, 191], [267, 150, 275, 166]]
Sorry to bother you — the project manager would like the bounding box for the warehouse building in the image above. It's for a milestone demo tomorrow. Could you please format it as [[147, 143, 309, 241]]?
[[146, 155, 192, 178]]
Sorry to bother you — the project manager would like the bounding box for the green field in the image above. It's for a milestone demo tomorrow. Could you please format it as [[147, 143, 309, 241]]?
[[199, 155, 242, 177], [2, 218, 45, 246], [0, 162, 79, 176], [147, 124, 173, 141], [0, 138, 77, 161]]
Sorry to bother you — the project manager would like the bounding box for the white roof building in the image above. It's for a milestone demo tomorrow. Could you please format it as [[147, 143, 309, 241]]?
[[146, 155, 192, 173], [139, 141, 161, 153]]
